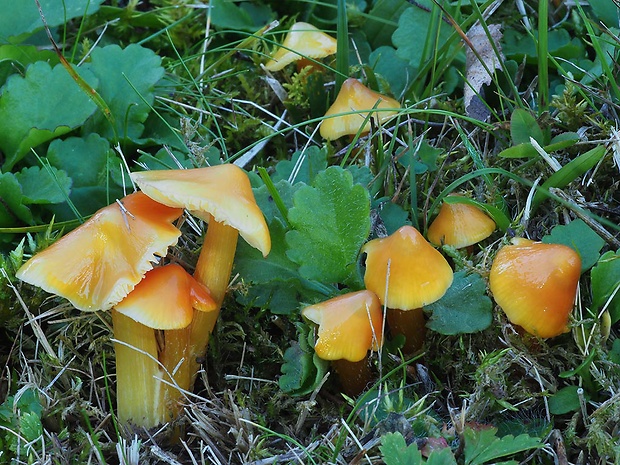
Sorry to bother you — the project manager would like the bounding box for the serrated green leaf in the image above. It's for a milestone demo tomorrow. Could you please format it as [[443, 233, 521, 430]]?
[[426, 272, 492, 335], [236, 218, 329, 315], [272, 147, 328, 185], [0, 45, 58, 87], [464, 427, 542, 465], [279, 324, 329, 395], [0, 61, 98, 170], [46, 134, 125, 219], [210, 0, 274, 31], [542, 219, 604, 273], [377, 201, 410, 235], [0, 173, 33, 226], [15, 166, 71, 205], [427, 448, 459, 465], [0, 0, 104, 44], [253, 181, 298, 229], [237, 219, 302, 285], [548, 386, 584, 415], [380, 432, 422, 465], [286, 166, 370, 285], [82, 44, 164, 141], [369, 46, 415, 98], [510, 109, 544, 145], [363, 0, 408, 48], [591, 250, 620, 323], [392, 3, 452, 69], [397, 140, 441, 174], [18, 412, 42, 442]]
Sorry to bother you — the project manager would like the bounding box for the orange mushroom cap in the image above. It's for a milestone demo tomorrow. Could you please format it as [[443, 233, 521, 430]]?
[[320, 78, 400, 140], [302, 290, 383, 362], [427, 196, 496, 248], [362, 225, 453, 310], [114, 264, 216, 329], [16, 192, 183, 311], [264, 22, 337, 72], [130, 164, 271, 257], [489, 238, 581, 338]]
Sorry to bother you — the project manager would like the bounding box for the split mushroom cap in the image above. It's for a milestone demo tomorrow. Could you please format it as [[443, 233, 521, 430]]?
[[320, 78, 400, 140], [264, 22, 337, 72], [427, 196, 497, 248], [302, 290, 383, 362], [362, 225, 453, 310], [16, 192, 183, 311], [489, 238, 581, 338], [130, 164, 271, 257], [114, 264, 216, 329]]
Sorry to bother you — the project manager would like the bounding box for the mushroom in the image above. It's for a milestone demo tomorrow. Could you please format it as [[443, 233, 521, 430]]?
[[113, 264, 215, 427], [130, 164, 271, 380], [264, 22, 337, 72], [302, 290, 383, 396], [16, 192, 188, 426], [427, 195, 496, 250], [489, 238, 581, 338], [320, 78, 400, 141], [362, 225, 453, 353]]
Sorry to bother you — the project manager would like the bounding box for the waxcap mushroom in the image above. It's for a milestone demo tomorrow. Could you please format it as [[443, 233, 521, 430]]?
[[427, 195, 496, 248], [362, 225, 453, 310], [302, 290, 383, 362], [16, 192, 183, 311], [130, 164, 270, 257], [320, 78, 400, 140], [114, 264, 216, 329], [489, 237, 581, 338], [264, 22, 337, 72]]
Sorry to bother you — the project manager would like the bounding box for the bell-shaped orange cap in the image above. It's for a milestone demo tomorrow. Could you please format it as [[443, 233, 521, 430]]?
[[264, 22, 337, 72], [320, 78, 400, 140], [489, 238, 581, 338], [131, 164, 271, 257], [114, 264, 216, 329], [362, 225, 453, 310], [16, 192, 183, 311], [427, 196, 496, 248], [302, 290, 383, 362]]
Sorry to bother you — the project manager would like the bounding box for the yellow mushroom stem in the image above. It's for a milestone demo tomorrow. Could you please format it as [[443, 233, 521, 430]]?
[[112, 310, 170, 427], [331, 357, 374, 397], [386, 308, 426, 354], [188, 219, 239, 379]]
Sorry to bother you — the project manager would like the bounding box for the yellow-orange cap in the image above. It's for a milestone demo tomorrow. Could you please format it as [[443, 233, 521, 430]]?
[[362, 225, 453, 310], [320, 78, 400, 140], [131, 164, 271, 257], [264, 22, 337, 72], [302, 290, 383, 362], [16, 192, 183, 311], [114, 264, 216, 329], [427, 197, 496, 248], [489, 238, 581, 338]]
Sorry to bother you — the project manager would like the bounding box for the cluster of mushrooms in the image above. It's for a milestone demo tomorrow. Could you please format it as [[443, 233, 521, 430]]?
[[15, 22, 583, 427], [264, 22, 583, 396], [17, 164, 271, 428]]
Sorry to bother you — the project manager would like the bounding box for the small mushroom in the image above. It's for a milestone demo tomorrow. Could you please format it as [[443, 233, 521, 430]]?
[[362, 225, 453, 353], [489, 238, 581, 338], [113, 264, 215, 427], [264, 22, 337, 72], [130, 164, 271, 381], [320, 78, 400, 141], [302, 290, 383, 396], [427, 195, 496, 250]]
